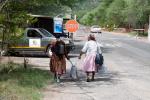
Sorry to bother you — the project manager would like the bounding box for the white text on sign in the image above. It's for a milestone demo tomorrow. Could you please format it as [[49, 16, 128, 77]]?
[[66, 24, 78, 29]]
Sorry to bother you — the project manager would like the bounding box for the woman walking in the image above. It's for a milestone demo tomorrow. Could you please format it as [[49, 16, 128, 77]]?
[[50, 38, 69, 83], [78, 34, 102, 82]]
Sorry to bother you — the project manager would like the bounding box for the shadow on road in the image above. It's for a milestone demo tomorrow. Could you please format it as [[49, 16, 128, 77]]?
[[17, 54, 48, 58], [7, 54, 80, 59], [59, 69, 121, 87]]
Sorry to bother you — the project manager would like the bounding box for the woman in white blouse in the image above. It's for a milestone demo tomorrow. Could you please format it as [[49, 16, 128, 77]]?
[[79, 34, 102, 82]]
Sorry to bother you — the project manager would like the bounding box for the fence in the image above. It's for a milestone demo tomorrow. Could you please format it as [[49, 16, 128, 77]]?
[[133, 29, 145, 37]]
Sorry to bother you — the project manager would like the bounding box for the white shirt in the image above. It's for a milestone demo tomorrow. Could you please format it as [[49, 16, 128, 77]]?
[[81, 40, 103, 55]]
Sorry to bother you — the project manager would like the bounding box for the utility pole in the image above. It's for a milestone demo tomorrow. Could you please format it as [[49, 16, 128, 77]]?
[[74, 15, 77, 21], [148, 15, 150, 41]]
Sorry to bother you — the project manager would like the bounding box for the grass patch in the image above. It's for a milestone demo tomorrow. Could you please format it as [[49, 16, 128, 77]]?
[[129, 31, 138, 36], [0, 63, 53, 100], [129, 31, 148, 37]]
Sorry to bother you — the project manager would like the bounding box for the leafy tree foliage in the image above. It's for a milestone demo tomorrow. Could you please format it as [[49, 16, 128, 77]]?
[[73, 0, 101, 21], [0, 0, 81, 41], [79, 0, 150, 31], [106, 0, 126, 27], [124, 0, 150, 28]]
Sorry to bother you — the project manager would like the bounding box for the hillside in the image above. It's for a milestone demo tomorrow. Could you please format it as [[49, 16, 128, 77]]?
[[72, 0, 101, 21]]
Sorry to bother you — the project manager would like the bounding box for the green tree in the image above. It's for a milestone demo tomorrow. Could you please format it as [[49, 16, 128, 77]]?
[[106, 0, 126, 27], [0, 0, 82, 41], [79, 0, 150, 33], [80, 0, 114, 26], [123, 0, 150, 29]]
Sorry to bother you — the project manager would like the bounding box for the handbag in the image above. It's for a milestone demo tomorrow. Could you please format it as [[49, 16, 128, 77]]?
[[95, 42, 104, 66], [95, 53, 103, 65]]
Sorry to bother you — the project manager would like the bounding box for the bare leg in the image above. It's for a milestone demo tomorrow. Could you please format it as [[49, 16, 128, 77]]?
[[56, 72, 61, 83], [54, 73, 57, 80], [92, 71, 95, 81], [96, 64, 99, 72], [86, 72, 90, 82]]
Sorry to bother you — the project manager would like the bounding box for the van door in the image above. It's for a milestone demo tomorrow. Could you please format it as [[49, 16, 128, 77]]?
[[23, 29, 43, 52]]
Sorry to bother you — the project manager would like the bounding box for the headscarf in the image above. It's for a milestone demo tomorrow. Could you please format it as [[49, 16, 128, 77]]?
[[88, 34, 96, 41]]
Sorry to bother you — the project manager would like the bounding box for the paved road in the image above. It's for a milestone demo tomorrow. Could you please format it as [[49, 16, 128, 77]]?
[[42, 28, 150, 100]]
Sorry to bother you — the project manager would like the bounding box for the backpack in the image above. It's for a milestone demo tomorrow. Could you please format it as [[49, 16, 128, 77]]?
[[55, 43, 65, 55]]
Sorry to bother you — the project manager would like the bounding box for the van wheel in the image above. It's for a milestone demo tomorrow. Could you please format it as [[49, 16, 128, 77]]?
[[7, 50, 19, 56], [46, 46, 52, 57]]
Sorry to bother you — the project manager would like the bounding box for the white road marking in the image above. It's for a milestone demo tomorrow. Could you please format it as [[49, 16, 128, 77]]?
[[101, 42, 122, 48]]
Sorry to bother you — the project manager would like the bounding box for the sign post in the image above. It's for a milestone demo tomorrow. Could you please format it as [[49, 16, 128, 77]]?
[[65, 20, 79, 39], [148, 28, 150, 41]]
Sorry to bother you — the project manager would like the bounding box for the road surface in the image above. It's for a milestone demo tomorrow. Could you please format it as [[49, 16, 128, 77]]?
[[42, 27, 150, 100]]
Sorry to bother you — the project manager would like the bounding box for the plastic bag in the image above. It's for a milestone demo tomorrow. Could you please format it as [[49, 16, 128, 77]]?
[[98, 64, 107, 74], [69, 60, 78, 79]]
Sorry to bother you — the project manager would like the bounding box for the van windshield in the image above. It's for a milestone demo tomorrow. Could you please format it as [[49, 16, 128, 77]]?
[[39, 28, 53, 37]]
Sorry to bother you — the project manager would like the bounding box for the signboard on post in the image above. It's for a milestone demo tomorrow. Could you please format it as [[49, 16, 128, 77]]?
[[54, 18, 63, 33], [65, 20, 79, 33]]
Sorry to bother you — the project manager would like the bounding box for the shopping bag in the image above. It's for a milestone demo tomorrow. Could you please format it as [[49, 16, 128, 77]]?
[[98, 64, 107, 74], [95, 53, 104, 66], [69, 60, 78, 80]]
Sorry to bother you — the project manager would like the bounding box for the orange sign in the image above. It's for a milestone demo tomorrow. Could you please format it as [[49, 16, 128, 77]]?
[[65, 20, 79, 33]]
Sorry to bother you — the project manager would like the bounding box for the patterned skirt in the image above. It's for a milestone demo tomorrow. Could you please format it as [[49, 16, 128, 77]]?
[[50, 54, 66, 75]]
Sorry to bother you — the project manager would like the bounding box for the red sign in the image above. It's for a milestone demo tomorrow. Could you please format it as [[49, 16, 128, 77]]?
[[65, 20, 79, 33]]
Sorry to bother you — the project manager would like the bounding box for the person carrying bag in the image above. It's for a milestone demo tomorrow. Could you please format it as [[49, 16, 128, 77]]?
[[79, 34, 103, 82], [50, 38, 69, 83], [95, 42, 104, 72]]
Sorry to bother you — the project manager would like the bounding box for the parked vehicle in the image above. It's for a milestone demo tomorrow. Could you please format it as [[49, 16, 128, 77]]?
[[90, 25, 102, 33], [7, 28, 74, 56]]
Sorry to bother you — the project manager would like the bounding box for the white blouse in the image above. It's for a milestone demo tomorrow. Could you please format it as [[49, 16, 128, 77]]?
[[81, 40, 103, 55]]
